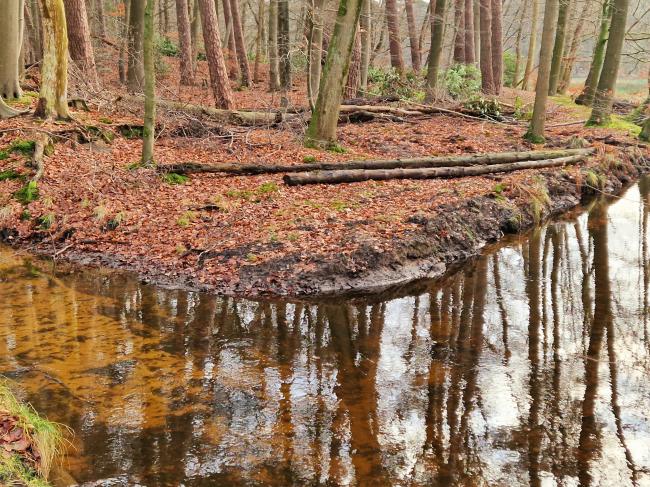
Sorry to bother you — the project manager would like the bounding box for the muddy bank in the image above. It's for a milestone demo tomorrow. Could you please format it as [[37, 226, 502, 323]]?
[[2, 146, 648, 298]]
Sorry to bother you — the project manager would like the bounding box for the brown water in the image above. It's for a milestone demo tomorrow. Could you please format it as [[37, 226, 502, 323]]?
[[2, 180, 650, 487]]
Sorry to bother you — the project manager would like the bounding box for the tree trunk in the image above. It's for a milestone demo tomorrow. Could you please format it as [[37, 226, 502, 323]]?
[[306, 0, 364, 146], [575, 0, 610, 106], [37, 0, 70, 119], [526, 0, 559, 141], [548, 0, 571, 95], [0, 0, 24, 100], [96, 0, 106, 37], [345, 30, 362, 99], [425, 0, 447, 100], [277, 0, 291, 93], [359, 0, 372, 92], [405, 0, 421, 71], [221, 0, 240, 80], [453, 0, 466, 63], [588, 0, 629, 125], [385, 0, 405, 72], [479, 0, 494, 93], [229, 0, 252, 86], [25, 0, 43, 63], [640, 117, 650, 142], [512, 1, 526, 86], [558, 0, 589, 94], [473, 0, 480, 63], [464, 0, 475, 63], [307, 0, 326, 109], [198, 0, 235, 108], [253, 0, 264, 82], [119, 0, 131, 84], [63, 0, 98, 84], [190, 0, 200, 69], [521, 0, 538, 90], [127, 0, 145, 92], [268, 0, 280, 91], [142, 0, 155, 164], [490, 0, 502, 93], [175, 0, 194, 85], [284, 153, 589, 186], [163, 148, 595, 175]]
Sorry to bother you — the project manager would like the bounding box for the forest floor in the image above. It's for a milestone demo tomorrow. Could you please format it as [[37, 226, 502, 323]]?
[[0, 57, 649, 297]]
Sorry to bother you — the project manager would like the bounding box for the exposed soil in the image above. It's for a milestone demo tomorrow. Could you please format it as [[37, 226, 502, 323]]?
[[1, 59, 649, 297]]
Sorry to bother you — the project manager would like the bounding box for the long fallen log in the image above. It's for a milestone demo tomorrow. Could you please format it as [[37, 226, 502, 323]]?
[[283, 154, 590, 186], [159, 148, 595, 176], [116, 95, 300, 127]]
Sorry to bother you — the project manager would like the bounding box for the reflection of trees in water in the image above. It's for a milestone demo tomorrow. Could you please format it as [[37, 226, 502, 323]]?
[[3, 181, 650, 485]]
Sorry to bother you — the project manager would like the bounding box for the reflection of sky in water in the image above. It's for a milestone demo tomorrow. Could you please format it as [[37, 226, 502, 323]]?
[[1, 180, 650, 486]]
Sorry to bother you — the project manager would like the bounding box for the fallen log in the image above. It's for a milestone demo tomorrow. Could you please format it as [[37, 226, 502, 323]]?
[[116, 95, 300, 127], [160, 148, 595, 176], [283, 154, 590, 186]]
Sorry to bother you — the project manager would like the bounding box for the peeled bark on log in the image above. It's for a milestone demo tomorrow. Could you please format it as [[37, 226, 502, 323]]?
[[283, 153, 590, 186], [160, 148, 594, 176], [117, 95, 297, 126]]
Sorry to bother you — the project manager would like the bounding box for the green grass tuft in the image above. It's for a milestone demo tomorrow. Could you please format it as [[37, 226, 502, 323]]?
[[14, 181, 39, 204], [0, 169, 22, 181], [162, 173, 189, 185], [9, 140, 36, 156]]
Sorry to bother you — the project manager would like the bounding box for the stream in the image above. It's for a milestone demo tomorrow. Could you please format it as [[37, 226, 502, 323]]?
[[2, 179, 650, 486]]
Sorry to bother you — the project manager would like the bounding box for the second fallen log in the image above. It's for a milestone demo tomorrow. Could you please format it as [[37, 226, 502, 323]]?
[[283, 154, 589, 186]]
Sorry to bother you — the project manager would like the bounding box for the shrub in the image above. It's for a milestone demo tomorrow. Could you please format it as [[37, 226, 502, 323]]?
[[157, 37, 179, 57], [367, 67, 424, 101], [503, 52, 517, 88], [464, 97, 503, 120], [443, 63, 481, 100]]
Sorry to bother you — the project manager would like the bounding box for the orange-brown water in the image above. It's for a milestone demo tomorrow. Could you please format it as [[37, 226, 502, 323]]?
[[2, 180, 650, 486]]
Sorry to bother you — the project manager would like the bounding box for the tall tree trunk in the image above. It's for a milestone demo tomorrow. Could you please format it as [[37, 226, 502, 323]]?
[[190, 0, 200, 69], [37, 0, 70, 119], [513, 1, 526, 86], [277, 0, 291, 93], [253, 0, 264, 82], [268, 0, 280, 91], [385, 0, 405, 72], [142, 0, 155, 164], [308, 0, 326, 109], [425, 0, 447, 100], [119, 0, 131, 84], [198, 0, 235, 108], [405, 0, 421, 71], [548, 0, 571, 95], [0, 0, 24, 100], [418, 1, 431, 63], [464, 0, 475, 63], [453, 0, 466, 63], [63, 0, 98, 85], [96, 0, 107, 37], [176, 0, 195, 85], [557, 0, 589, 93], [25, 0, 43, 63], [345, 29, 362, 98], [359, 0, 372, 92], [306, 0, 363, 146], [588, 0, 629, 125], [490, 0, 502, 93], [127, 0, 146, 92], [521, 0, 539, 90], [229, 0, 252, 86], [221, 0, 240, 80], [479, 0, 494, 93], [473, 0, 480, 63], [575, 0, 610, 106], [526, 0, 559, 141]]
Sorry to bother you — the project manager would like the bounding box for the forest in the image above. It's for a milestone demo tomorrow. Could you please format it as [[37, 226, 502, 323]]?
[[1, 0, 650, 485]]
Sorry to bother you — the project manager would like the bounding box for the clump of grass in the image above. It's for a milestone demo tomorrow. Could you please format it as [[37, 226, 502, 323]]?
[[0, 380, 67, 487], [585, 169, 608, 189], [177, 210, 197, 227], [225, 182, 280, 202], [257, 182, 279, 194], [37, 213, 55, 230], [0, 150, 9, 160], [9, 140, 36, 156], [303, 155, 317, 164], [0, 169, 22, 181], [14, 181, 39, 204], [331, 200, 350, 211], [162, 173, 189, 185], [327, 143, 347, 154]]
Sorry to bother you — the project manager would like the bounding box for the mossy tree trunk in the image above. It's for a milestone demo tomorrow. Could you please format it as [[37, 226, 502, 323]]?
[[0, 0, 25, 100], [37, 0, 70, 120], [385, 0, 405, 73], [588, 0, 629, 125], [306, 0, 364, 147], [425, 0, 448, 100], [127, 0, 145, 92], [575, 0, 611, 106], [198, 0, 235, 108], [63, 0, 98, 85], [142, 0, 155, 165], [521, 0, 539, 90], [526, 0, 559, 141], [176, 0, 195, 85], [548, 0, 571, 95]]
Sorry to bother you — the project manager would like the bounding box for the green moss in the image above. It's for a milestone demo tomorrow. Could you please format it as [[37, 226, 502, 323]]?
[[177, 211, 197, 227], [303, 155, 317, 163], [606, 115, 641, 136], [327, 143, 347, 154], [0, 170, 21, 181], [14, 181, 39, 204], [162, 173, 189, 185], [20, 209, 31, 221], [257, 182, 279, 194], [523, 131, 545, 144], [0, 150, 9, 160], [9, 140, 36, 156]]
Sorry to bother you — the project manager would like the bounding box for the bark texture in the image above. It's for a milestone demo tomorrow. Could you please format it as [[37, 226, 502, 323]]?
[[405, 0, 422, 71], [521, 0, 539, 90], [464, 0, 475, 63], [548, 0, 571, 95], [63, 0, 98, 84], [127, 0, 145, 92], [268, 0, 280, 91], [385, 0, 405, 72], [479, 0, 494, 93], [198, 0, 235, 109], [454, 0, 466, 63], [175, 0, 194, 85], [0, 0, 24, 100], [490, 0, 503, 93], [575, 0, 611, 105], [142, 0, 155, 164], [229, 0, 252, 86], [425, 0, 448, 100]]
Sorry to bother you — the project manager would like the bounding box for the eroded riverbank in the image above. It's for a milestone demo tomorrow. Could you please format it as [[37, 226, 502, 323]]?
[[2, 175, 650, 486]]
